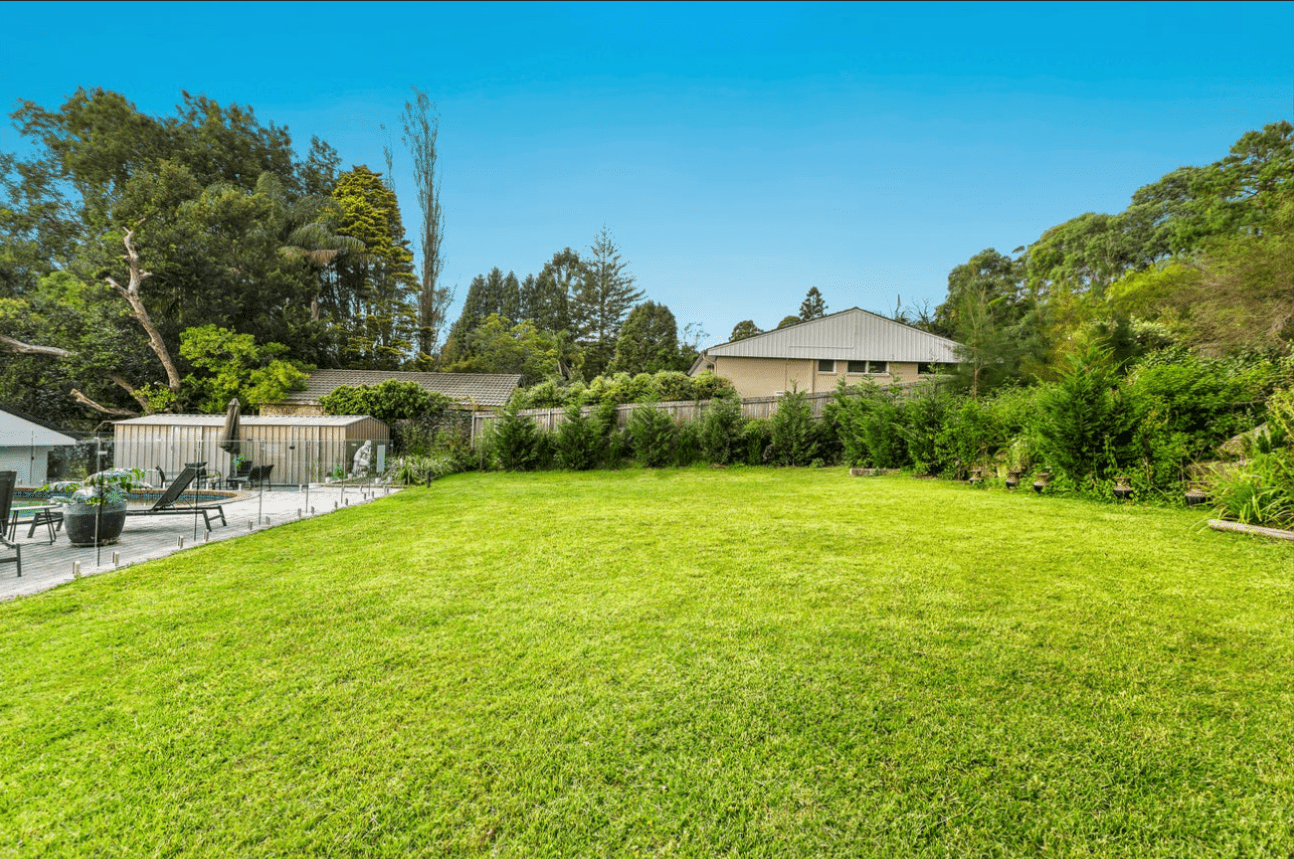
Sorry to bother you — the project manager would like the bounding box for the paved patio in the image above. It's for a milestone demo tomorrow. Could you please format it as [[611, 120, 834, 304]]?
[[2, 483, 400, 601]]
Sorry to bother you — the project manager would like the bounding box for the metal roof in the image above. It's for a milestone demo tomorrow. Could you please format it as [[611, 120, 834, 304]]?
[[0, 403, 78, 446], [702, 307, 960, 363], [113, 415, 377, 427], [277, 370, 521, 408]]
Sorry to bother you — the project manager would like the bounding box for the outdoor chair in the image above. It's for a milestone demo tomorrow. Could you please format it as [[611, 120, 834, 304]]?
[[0, 471, 21, 577], [156, 466, 166, 487], [124, 466, 228, 530], [184, 461, 209, 489], [225, 461, 253, 490], [248, 464, 274, 489]]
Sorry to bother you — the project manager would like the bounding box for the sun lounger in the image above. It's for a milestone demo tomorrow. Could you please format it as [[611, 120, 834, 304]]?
[[0, 471, 21, 577], [125, 466, 228, 530]]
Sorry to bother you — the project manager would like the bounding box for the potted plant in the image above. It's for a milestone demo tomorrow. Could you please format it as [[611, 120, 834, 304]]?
[[53, 468, 144, 547]]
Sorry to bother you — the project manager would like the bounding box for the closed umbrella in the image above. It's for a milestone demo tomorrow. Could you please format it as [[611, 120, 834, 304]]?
[[219, 397, 242, 461]]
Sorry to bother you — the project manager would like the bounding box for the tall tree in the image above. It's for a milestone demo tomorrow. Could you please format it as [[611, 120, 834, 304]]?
[[609, 301, 680, 375], [571, 226, 643, 376], [729, 320, 762, 342], [329, 165, 418, 368], [401, 87, 451, 361], [799, 287, 827, 320]]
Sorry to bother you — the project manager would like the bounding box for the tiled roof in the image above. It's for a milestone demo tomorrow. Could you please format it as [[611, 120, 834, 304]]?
[[282, 370, 521, 408]]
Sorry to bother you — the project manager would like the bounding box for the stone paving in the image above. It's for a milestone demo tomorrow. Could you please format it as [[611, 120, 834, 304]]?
[[1, 483, 400, 601]]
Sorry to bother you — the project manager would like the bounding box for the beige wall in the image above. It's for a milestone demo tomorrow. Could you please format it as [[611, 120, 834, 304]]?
[[260, 402, 326, 417], [712, 357, 919, 398]]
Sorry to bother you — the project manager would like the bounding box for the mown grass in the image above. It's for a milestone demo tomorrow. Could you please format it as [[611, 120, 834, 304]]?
[[0, 468, 1289, 857]]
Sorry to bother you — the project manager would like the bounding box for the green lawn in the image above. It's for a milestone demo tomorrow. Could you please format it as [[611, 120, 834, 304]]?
[[0, 468, 1289, 857]]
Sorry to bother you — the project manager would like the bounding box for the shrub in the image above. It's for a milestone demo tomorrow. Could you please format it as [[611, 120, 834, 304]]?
[[491, 400, 542, 471], [897, 384, 955, 476], [1032, 350, 1135, 488], [674, 419, 704, 466], [769, 388, 817, 466], [554, 403, 602, 471], [1209, 388, 1294, 528], [832, 382, 905, 468], [384, 453, 463, 485], [320, 381, 453, 424], [627, 401, 677, 468], [698, 396, 745, 465], [741, 417, 773, 465]]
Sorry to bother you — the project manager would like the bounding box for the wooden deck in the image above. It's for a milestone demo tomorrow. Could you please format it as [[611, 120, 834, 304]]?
[[1, 484, 399, 601]]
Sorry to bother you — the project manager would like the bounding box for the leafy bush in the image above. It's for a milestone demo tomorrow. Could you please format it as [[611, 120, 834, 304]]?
[[698, 396, 745, 465], [1209, 388, 1294, 528], [554, 403, 602, 471], [1032, 350, 1135, 488], [384, 453, 463, 485], [768, 388, 817, 466], [510, 370, 737, 409], [321, 381, 454, 424], [741, 418, 773, 465], [897, 384, 955, 476], [490, 400, 543, 472], [831, 382, 906, 468], [627, 401, 677, 468], [674, 419, 704, 467]]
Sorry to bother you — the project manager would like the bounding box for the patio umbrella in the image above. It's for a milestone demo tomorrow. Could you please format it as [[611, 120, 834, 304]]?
[[219, 397, 241, 458]]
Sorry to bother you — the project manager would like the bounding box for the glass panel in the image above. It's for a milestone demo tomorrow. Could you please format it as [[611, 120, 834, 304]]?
[[818, 359, 835, 373], [869, 360, 888, 374], [847, 360, 867, 373]]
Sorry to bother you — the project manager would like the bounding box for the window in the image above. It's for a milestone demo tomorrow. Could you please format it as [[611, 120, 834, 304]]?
[[846, 360, 867, 374], [818, 359, 835, 373], [918, 362, 948, 375], [869, 360, 888, 374]]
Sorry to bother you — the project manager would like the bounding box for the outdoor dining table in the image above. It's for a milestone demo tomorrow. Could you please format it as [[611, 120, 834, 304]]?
[[6, 504, 63, 544]]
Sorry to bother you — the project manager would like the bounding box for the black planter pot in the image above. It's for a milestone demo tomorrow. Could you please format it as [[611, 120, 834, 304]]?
[[63, 500, 128, 546]]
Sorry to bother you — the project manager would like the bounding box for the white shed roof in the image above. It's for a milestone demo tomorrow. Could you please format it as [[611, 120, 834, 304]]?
[[113, 415, 377, 427], [0, 404, 78, 447], [703, 307, 960, 363]]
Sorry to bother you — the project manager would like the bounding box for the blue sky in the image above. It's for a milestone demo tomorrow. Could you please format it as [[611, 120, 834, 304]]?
[[2, 1, 1290, 347]]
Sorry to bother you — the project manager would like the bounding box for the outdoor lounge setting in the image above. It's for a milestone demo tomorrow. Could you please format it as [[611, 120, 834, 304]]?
[[124, 465, 228, 530]]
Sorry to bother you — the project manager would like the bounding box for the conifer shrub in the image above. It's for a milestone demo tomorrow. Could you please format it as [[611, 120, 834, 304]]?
[[768, 388, 818, 466], [674, 419, 704, 466], [491, 400, 542, 471], [627, 401, 677, 468], [554, 403, 602, 471], [698, 396, 745, 465]]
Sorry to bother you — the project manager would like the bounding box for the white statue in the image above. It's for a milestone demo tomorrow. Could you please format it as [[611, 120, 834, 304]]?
[[351, 440, 373, 477]]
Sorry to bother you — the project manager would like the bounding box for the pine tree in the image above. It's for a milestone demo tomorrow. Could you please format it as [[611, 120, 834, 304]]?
[[799, 286, 827, 321], [571, 226, 644, 348]]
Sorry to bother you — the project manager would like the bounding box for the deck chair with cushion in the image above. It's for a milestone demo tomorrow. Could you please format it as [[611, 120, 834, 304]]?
[[0, 471, 21, 577], [125, 466, 228, 530]]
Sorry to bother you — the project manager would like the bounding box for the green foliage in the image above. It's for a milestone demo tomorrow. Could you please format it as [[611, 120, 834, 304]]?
[[1032, 349, 1134, 488], [830, 381, 906, 468], [768, 388, 817, 467], [510, 370, 736, 410], [798, 286, 827, 321], [609, 301, 681, 375], [698, 396, 745, 466], [740, 417, 772, 465], [319, 380, 453, 423], [384, 453, 462, 486], [1208, 388, 1294, 528], [179, 324, 308, 412], [553, 403, 602, 471], [728, 320, 761, 342], [489, 400, 542, 472], [571, 226, 643, 375], [895, 385, 956, 476], [627, 401, 677, 468], [443, 314, 571, 386]]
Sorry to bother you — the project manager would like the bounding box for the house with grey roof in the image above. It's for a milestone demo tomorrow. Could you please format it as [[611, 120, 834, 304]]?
[[0, 403, 78, 486], [688, 307, 960, 398], [261, 370, 521, 416]]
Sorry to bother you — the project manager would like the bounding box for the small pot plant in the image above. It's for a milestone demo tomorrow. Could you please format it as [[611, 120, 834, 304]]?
[[51, 468, 145, 547]]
